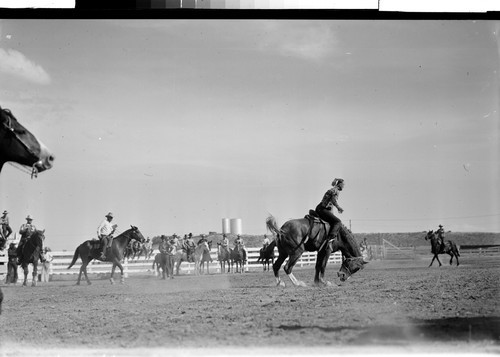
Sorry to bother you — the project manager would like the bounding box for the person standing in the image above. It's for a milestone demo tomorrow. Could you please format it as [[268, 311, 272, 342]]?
[[97, 212, 117, 260], [6, 242, 18, 284], [40, 247, 54, 283], [16, 215, 37, 263]]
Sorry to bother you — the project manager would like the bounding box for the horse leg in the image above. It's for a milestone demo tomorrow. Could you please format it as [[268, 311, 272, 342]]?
[[448, 252, 453, 265], [22, 265, 28, 286], [272, 253, 288, 287], [284, 252, 306, 287], [314, 250, 331, 286], [455, 251, 459, 266], [81, 262, 92, 285], [31, 263, 38, 287]]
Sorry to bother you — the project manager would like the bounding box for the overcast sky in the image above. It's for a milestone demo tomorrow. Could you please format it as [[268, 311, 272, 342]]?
[[0, 20, 498, 250]]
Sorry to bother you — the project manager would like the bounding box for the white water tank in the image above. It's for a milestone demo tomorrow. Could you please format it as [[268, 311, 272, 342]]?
[[230, 218, 242, 235], [222, 218, 230, 234]]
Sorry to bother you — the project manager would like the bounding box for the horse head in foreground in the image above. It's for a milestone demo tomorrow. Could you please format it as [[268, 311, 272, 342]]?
[[67, 226, 145, 285], [0, 106, 55, 176], [266, 213, 367, 287]]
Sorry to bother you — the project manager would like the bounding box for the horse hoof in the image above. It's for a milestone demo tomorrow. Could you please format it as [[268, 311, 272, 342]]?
[[87, 281, 92, 285], [110, 279, 115, 285]]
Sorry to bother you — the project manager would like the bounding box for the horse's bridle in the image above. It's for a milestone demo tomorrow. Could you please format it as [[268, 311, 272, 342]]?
[[340, 256, 364, 276], [1, 109, 41, 178]]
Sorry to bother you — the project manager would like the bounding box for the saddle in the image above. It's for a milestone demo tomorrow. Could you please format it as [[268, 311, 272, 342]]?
[[302, 209, 334, 249]]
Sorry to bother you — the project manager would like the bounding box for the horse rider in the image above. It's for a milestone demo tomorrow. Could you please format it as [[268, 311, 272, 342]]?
[[262, 234, 270, 250], [315, 178, 345, 241], [1, 210, 12, 245], [97, 212, 117, 260], [159, 235, 169, 254], [436, 224, 445, 252], [220, 233, 229, 250], [197, 234, 207, 245], [183, 233, 196, 262], [16, 214, 37, 264], [234, 235, 248, 262]]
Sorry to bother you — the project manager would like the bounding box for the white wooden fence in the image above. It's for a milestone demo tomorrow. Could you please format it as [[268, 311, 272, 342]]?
[[0, 247, 343, 282]]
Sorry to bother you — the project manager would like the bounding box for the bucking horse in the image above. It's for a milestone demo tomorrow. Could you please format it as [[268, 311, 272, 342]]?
[[266, 210, 367, 287]]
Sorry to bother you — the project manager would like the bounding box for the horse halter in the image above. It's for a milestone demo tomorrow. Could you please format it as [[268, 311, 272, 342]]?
[[340, 256, 364, 276], [1, 109, 41, 179]]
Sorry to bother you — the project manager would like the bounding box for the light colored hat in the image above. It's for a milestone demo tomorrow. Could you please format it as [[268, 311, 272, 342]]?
[[105, 212, 114, 218], [2, 210, 7, 215], [26, 214, 33, 220]]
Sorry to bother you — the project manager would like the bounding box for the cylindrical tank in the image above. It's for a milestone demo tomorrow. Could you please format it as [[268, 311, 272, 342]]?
[[230, 218, 242, 235], [222, 218, 230, 234]]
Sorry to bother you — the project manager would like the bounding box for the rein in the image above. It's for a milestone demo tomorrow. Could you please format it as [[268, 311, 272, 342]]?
[[1, 110, 40, 179]]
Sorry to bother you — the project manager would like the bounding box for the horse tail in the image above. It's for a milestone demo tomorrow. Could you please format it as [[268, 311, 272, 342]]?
[[67, 247, 80, 269], [265, 214, 282, 238]]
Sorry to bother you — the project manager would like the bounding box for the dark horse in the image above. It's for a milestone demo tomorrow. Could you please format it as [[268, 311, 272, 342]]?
[[19, 230, 46, 287], [266, 213, 367, 287], [0, 106, 54, 175], [217, 242, 231, 274], [230, 245, 245, 274], [1, 106, 55, 312], [153, 252, 175, 279], [199, 240, 213, 274], [425, 230, 460, 267], [67, 226, 145, 285], [256, 240, 276, 272]]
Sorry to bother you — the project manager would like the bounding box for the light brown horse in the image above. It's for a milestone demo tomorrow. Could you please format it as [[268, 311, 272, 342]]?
[[0, 106, 54, 175], [425, 230, 460, 267], [193, 241, 210, 275], [67, 226, 145, 285], [217, 242, 231, 274], [266, 213, 367, 287]]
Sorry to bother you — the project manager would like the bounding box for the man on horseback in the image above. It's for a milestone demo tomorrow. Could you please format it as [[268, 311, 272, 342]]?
[[315, 178, 345, 241], [97, 212, 117, 260], [262, 234, 270, 250], [436, 224, 445, 253], [16, 215, 37, 264], [220, 233, 229, 249], [197, 234, 207, 245], [183, 233, 196, 262], [1, 210, 12, 249], [234, 235, 247, 262]]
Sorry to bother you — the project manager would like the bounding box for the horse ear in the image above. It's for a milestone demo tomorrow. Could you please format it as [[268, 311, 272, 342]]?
[[362, 260, 369, 265]]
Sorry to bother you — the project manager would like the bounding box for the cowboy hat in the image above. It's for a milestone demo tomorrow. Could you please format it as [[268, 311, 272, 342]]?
[[2, 210, 7, 215], [105, 212, 114, 218], [26, 214, 33, 220]]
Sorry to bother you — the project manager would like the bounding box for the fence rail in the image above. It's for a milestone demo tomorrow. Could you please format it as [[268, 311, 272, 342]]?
[[0, 247, 343, 282]]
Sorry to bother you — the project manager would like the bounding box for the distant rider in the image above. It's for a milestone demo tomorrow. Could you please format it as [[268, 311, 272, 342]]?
[[97, 212, 117, 260], [234, 235, 247, 263], [315, 178, 345, 240], [436, 224, 445, 252], [17, 215, 37, 263]]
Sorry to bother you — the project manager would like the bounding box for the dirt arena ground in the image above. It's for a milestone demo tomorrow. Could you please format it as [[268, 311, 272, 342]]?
[[0, 255, 498, 356]]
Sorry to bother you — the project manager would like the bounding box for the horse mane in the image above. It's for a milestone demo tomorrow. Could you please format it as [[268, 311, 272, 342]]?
[[338, 224, 361, 257]]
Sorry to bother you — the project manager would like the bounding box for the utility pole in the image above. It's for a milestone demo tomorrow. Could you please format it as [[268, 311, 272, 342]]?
[[349, 219, 352, 231]]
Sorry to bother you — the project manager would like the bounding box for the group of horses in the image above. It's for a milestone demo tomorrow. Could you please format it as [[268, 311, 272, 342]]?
[[0, 105, 463, 314], [124, 239, 154, 261], [152, 239, 248, 279]]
